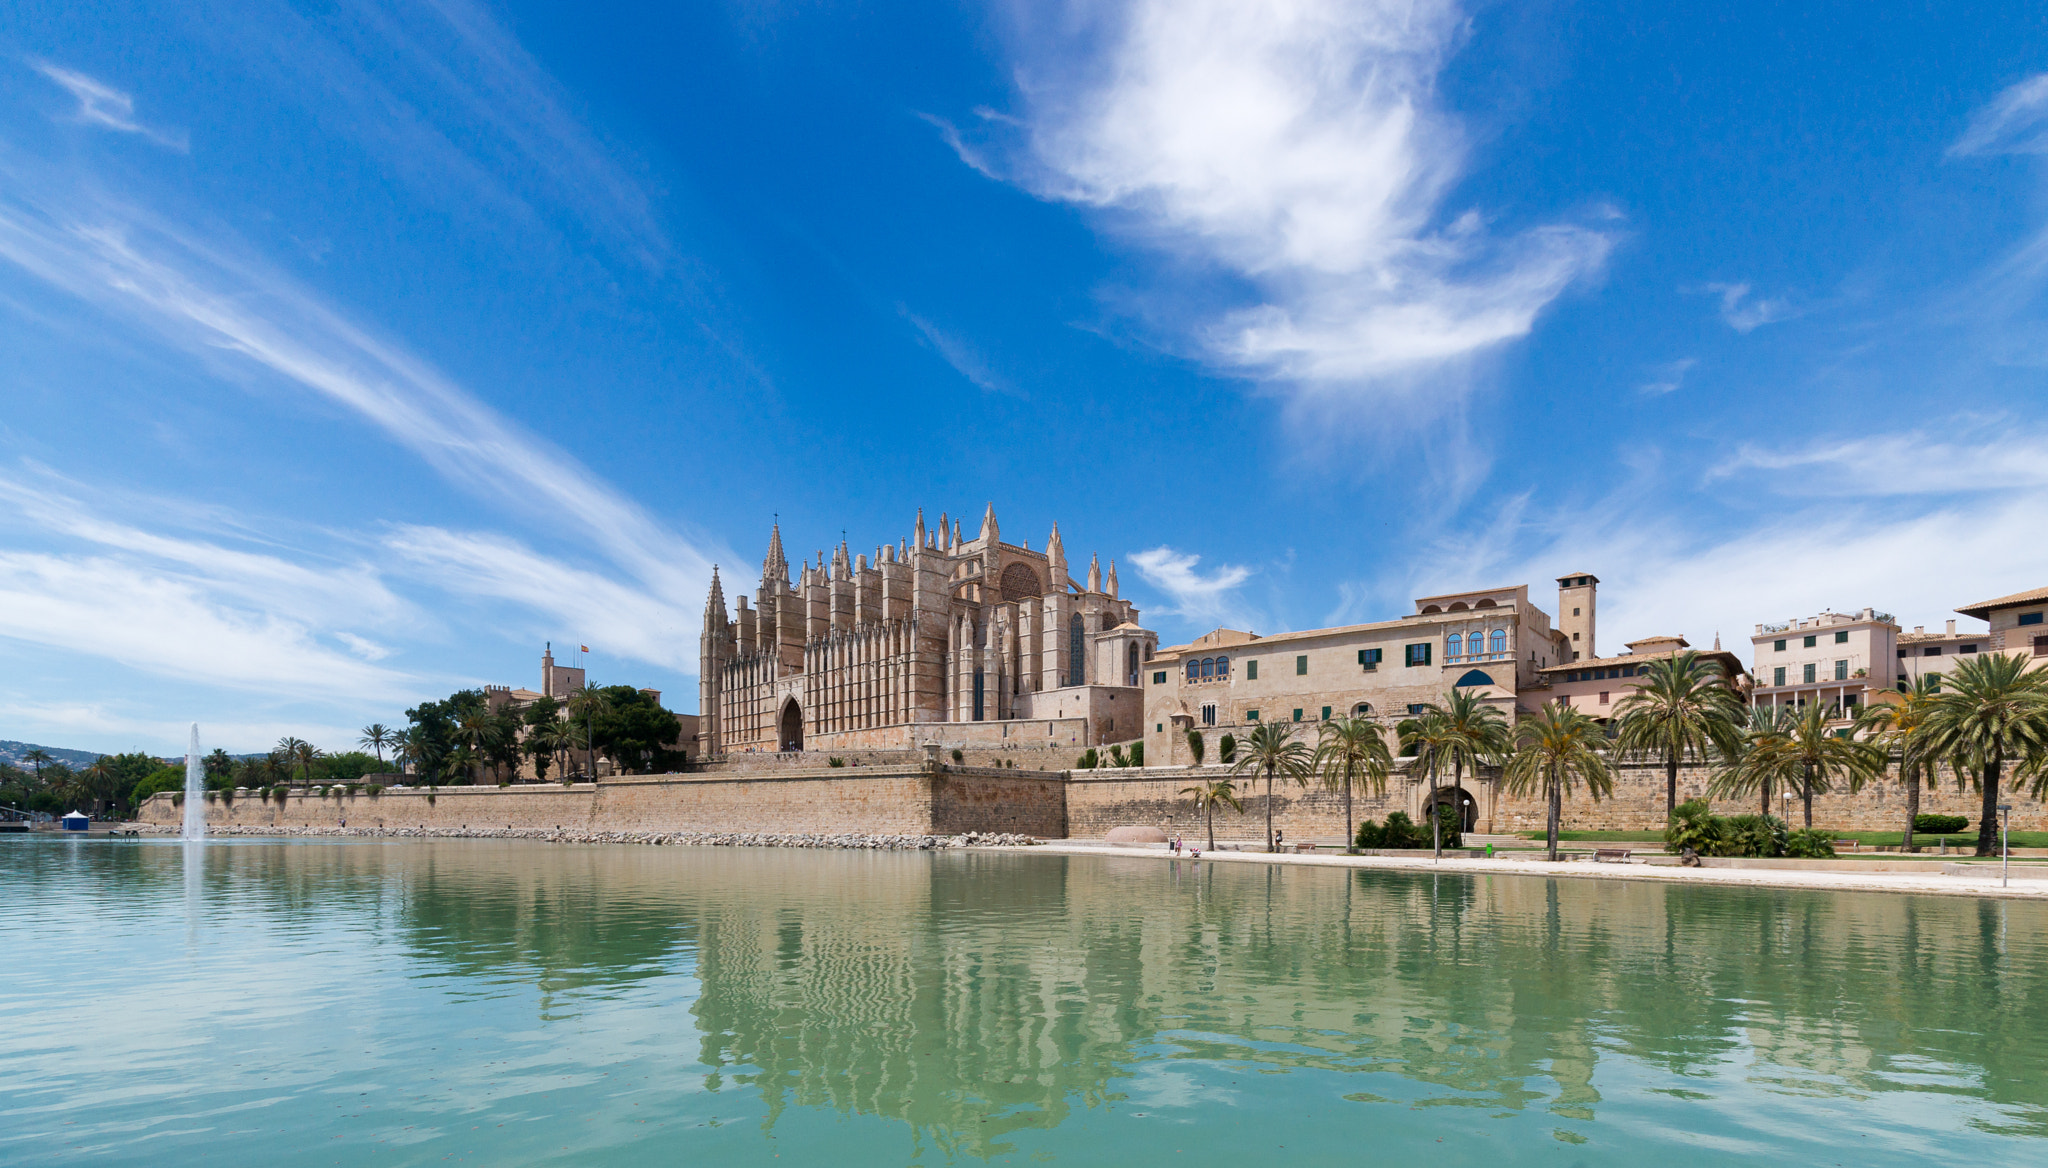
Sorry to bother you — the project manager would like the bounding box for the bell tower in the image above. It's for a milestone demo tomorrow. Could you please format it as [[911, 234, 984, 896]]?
[[1557, 572, 1598, 661]]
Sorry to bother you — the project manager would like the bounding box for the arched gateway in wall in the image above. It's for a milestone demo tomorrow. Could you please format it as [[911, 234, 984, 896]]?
[[1425, 785, 1480, 833], [778, 698, 804, 752]]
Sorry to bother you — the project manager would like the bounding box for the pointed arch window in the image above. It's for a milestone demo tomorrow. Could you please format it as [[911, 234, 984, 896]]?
[[1069, 613, 1085, 687]]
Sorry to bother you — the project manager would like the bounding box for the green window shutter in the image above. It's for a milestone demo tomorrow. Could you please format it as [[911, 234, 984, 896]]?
[[1246, 709, 1259, 721], [1152, 671, 1167, 685], [1292, 709, 1303, 722], [1247, 660, 1258, 680], [1321, 706, 1331, 721], [1295, 655, 1307, 675]]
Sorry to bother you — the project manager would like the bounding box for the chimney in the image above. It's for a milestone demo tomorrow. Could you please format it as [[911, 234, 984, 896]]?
[[1947, 619, 1956, 635]]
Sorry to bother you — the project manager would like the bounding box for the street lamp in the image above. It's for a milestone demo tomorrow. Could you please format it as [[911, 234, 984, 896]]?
[[1999, 803, 2014, 888]]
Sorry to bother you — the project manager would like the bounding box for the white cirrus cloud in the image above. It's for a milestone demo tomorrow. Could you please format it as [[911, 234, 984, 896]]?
[[1708, 426, 2048, 497], [948, 0, 1612, 405], [30, 62, 189, 151], [1951, 73, 2048, 158], [1638, 357, 1697, 397], [1702, 281, 1796, 333], [1128, 545, 1258, 631]]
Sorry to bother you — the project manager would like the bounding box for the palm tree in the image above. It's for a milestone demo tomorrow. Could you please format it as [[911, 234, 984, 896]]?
[[1779, 700, 1883, 827], [1315, 715, 1392, 854], [388, 729, 416, 776], [1613, 651, 1746, 815], [453, 713, 498, 784], [358, 724, 393, 767], [1395, 707, 1452, 851], [275, 737, 309, 785], [1922, 652, 2048, 857], [1856, 676, 1942, 851], [1502, 702, 1614, 861], [567, 684, 613, 778], [1430, 690, 1512, 853], [1179, 777, 1243, 851], [1230, 720, 1313, 852], [23, 748, 51, 782], [294, 740, 324, 788], [1711, 706, 1800, 816]]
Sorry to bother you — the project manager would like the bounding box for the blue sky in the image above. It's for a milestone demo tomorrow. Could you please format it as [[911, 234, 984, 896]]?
[[2, 0, 2046, 757]]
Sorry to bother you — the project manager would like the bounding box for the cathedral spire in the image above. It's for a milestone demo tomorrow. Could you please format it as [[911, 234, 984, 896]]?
[[705, 565, 726, 621], [914, 507, 927, 550], [1106, 558, 1118, 599], [762, 522, 788, 585], [832, 540, 852, 579], [1086, 553, 1102, 593], [979, 502, 998, 546]]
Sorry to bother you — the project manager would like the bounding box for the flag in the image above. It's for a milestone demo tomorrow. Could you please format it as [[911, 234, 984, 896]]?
[[580, 645, 590, 653]]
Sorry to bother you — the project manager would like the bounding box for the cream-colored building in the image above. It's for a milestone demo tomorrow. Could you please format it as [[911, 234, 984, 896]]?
[[1894, 619, 1990, 690], [1956, 586, 2048, 662], [698, 508, 1154, 757], [1536, 633, 1747, 718], [1749, 608, 1899, 720]]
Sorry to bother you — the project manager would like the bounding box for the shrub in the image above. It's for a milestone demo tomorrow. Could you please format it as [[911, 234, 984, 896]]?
[[345, 783, 361, 797], [1433, 805, 1462, 850], [217, 788, 232, 805], [365, 784, 384, 797], [1129, 742, 1144, 767], [172, 792, 184, 807], [1186, 729, 1206, 766], [827, 757, 845, 768], [1108, 745, 1129, 768], [1723, 814, 1788, 859], [1784, 829, 1837, 859], [1218, 734, 1236, 764], [1354, 818, 1385, 849], [1076, 748, 1098, 769], [1665, 799, 1727, 856], [425, 789, 437, 806], [1379, 811, 1431, 849], [1914, 814, 1968, 834], [951, 748, 964, 763]]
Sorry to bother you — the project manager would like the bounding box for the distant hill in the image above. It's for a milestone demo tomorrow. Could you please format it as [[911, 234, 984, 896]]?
[[0, 740, 116, 770]]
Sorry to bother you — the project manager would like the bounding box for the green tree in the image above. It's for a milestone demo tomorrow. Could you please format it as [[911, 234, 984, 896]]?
[[1428, 690, 1512, 856], [452, 713, 500, 784], [1922, 652, 2048, 857], [586, 686, 684, 775], [23, 748, 51, 781], [1218, 733, 1236, 764], [404, 690, 488, 782], [1711, 706, 1801, 817], [1776, 700, 1883, 827], [1314, 715, 1392, 854], [1856, 676, 1943, 851], [1230, 720, 1313, 852], [357, 724, 393, 767], [1179, 777, 1242, 852], [1503, 702, 1614, 862], [1185, 728, 1206, 767], [1613, 650, 1747, 815], [566, 684, 616, 777], [203, 748, 236, 784]]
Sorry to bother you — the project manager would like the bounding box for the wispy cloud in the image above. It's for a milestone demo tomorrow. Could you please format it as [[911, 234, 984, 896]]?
[[30, 62, 189, 150], [1951, 73, 2048, 157], [955, 0, 1610, 408], [1702, 281, 1795, 333], [1638, 357, 1697, 397], [901, 308, 1023, 398], [1128, 546, 1257, 631], [0, 190, 730, 663], [1709, 425, 2048, 496]]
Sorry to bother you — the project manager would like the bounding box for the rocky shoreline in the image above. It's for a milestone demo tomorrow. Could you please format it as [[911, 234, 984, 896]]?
[[138, 824, 1042, 849]]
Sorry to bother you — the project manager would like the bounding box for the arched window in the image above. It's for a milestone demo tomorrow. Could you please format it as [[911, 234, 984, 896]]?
[[1127, 643, 1140, 686], [1446, 632, 1462, 659], [1215, 656, 1229, 678], [1353, 702, 1373, 716], [1201, 657, 1214, 678], [1186, 660, 1200, 682], [1454, 669, 1495, 688], [1489, 628, 1507, 655], [1069, 614, 1085, 687]]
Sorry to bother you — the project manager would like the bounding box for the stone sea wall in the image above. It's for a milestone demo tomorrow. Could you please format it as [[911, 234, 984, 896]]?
[[137, 766, 1068, 838], [139, 758, 2046, 842]]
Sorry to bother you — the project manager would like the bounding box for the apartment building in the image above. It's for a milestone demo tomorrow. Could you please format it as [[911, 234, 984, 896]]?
[[1748, 608, 1899, 719]]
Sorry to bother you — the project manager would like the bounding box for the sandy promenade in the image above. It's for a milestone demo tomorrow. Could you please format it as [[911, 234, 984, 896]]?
[[1020, 840, 2048, 900]]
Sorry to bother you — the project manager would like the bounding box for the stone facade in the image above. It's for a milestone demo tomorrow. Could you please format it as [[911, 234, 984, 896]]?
[[138, 765, 1067, 838], [699, 507, 1155, 758]]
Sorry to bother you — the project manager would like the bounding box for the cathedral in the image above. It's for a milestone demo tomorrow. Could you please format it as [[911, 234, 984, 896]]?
[[698, 506, 1155, 756]]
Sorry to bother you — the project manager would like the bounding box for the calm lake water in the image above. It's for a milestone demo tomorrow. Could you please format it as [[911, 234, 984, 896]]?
[[5, 838, 2047, 1165]]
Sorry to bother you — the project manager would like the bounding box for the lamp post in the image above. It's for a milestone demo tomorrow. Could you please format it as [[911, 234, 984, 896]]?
[[1999, 803, 2014, 888]]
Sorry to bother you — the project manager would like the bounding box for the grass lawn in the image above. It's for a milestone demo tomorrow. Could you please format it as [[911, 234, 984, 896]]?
[[1536, 830, 1668, 843]]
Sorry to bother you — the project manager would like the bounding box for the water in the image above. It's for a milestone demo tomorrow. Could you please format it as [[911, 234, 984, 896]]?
[[182, 723, 204, 841], [5, 838, 2047, 1166]]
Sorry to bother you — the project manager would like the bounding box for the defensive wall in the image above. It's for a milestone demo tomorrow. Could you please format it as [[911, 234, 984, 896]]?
[[140, 758, 2046, 840], [138, 766, 1066, 839]]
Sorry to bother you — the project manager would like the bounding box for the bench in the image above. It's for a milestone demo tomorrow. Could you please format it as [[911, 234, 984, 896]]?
[[1833, 840, 1859, 853], [1592, 848, 1633, 863], [1294, 842, 1318, 854]]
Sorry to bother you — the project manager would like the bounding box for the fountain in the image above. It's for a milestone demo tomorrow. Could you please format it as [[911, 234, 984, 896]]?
[[183, 722, 206, 841]]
